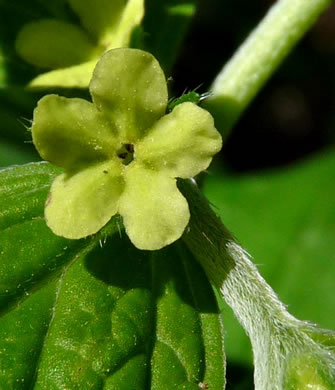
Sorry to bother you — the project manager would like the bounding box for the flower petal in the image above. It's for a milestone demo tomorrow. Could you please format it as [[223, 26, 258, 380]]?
[[90, 48, 168, 142], [32, 94, 119, 169], [136, 102, 222, 178], [68, 0, 126, 43], [45, 160, 124, 239], [29, 61, 96, 89], [118, 164, 190, 250], [68, 0, 144, 48], [15, 19, 99, 69], [109, 0, 145, 49]]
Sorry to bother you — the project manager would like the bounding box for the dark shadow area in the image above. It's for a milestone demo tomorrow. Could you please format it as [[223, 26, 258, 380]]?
[[226, 361, 254, 390], [172, 0, 335, 173], [84, 230, 219, 314], [0, 0, 80, 85], [84, 231, 152, 290]]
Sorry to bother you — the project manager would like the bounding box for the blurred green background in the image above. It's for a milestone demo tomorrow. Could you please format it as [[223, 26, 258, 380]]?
[[1, 0, 335, 388]]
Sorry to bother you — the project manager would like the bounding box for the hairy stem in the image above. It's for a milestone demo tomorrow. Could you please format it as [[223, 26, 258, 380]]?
[[204, 0, 333, 136], [180, 179, 335, 389]]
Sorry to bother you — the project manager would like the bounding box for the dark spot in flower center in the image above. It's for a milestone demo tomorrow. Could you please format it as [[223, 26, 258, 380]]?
[[117, 143, 134, 165]]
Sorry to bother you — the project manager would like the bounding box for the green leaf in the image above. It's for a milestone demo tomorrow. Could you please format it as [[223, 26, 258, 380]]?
[[203, 149, 335, 363], [142, 0, 197, 72], [0, 162, 225, 389]]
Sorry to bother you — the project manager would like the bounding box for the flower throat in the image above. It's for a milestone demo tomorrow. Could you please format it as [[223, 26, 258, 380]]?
[[117, 143, 134, 165]]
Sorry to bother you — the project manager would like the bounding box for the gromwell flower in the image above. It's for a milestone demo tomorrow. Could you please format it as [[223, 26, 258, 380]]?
[[32, 48, 222, 250], [15, 0, 144, 88]]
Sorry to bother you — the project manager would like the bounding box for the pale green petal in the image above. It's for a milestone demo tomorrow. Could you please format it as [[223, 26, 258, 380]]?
[[29, 60, 96, 89], [136, 102, 222, 178], [32, 94, 119, 169], [108, 0, 145, 49], [68, 0, 126, 44], [90, 48, 168, 142], [69, 0, 144, 48], [119, 164, 190, 250], [45, 160, 124, 239], [15, 19, 98, 69]]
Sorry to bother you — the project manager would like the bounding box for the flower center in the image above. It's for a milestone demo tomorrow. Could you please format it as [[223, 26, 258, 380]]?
[[117, 143, 134, 165]]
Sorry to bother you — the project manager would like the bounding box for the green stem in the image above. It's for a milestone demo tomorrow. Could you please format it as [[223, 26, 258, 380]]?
[[204, 0, 333, 136], [179, 179, 335, 390]]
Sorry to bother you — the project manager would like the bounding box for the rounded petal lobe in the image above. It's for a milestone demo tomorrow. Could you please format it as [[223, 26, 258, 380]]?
[[136, 102, 222, 178], [68, 0, 126, 43], [118, 164, 190, 250], [110, 0, 145, 49], [15, 19, 98, 69], [90, 48, 168, 142], [68, 0, 144, 48], [45, 160, 124, 239], [29, 61, 96, 89], [32, 94, 118, 169]]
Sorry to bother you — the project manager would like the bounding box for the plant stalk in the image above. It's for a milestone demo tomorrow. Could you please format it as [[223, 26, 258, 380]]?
[[204, 0, 333, 136], [180, 179, 335, 389]]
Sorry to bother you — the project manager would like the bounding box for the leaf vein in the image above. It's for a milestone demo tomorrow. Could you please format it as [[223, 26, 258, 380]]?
[[27, 243, 94, 388]]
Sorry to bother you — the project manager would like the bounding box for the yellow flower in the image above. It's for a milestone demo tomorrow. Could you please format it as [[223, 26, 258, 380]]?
[[32, 49, 222, 250], [15, 0, 144, 88]]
